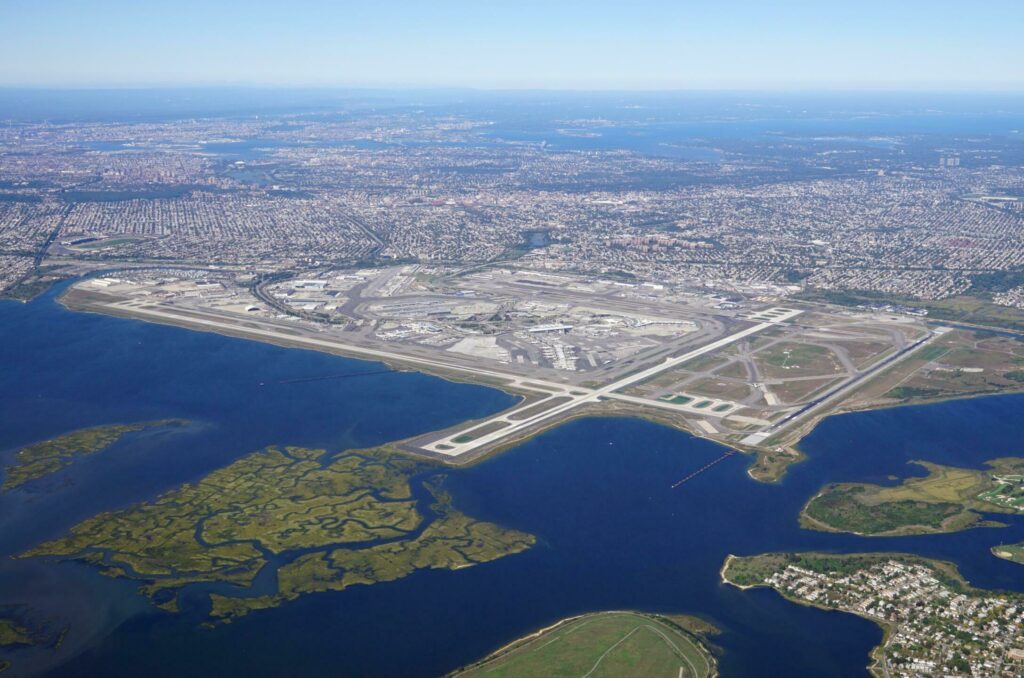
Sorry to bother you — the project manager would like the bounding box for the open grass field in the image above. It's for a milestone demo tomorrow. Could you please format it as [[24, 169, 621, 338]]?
[[871, 464, 986, 503], [712, 360, 749, 380], [452, 611, 715, 678], [621, 368, 693, 396], [71, 236, 146, 250], [771, 376, 842, 404], [830, 340, 895, 369], [678, 354, 729, 373], [754, 342, 844, 380], [686, 377, 752, 401], [992, 542, 1024, 566]]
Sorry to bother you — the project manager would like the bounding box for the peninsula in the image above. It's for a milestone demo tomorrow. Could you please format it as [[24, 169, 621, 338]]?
[[450, 611, 717, 678], [800, 458, 1024, 536], [60, 266, 1024, 482], [722, 552, 1024, 676]]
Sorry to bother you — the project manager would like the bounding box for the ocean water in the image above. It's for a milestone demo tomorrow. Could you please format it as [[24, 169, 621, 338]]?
[[1, 284, 1022, 677]]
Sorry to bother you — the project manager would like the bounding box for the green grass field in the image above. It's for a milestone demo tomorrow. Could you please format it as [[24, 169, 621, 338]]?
[[992, 542, 1024, 566], [74, 237, 144, 249], [977, 477, 1024, 511], [452, 611, 714, 678], [914, 345, 949, 361], [755, 342, 843, 380]]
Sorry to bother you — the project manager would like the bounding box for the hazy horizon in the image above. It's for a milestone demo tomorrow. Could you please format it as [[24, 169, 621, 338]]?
[[3, 86, 1023, 125], [2, 1, 1022, 91]]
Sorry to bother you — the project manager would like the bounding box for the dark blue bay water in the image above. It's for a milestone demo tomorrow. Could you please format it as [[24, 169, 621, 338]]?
[[1, 284, 1023, 677]]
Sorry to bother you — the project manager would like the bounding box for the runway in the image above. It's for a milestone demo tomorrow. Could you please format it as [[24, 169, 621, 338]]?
[[427, 309, 802, 457]]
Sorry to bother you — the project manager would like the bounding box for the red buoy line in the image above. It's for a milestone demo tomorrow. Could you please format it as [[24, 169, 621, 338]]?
[[670, 450, 737, 489]]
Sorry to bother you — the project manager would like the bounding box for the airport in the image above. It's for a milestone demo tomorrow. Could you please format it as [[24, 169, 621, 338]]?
[[64, 264, 948, 477]]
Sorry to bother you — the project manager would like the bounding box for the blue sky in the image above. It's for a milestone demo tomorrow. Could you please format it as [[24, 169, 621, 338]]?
[[2, 0, 1021, 90]]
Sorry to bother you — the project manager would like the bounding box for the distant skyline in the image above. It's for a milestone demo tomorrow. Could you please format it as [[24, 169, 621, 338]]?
[[2, 0, 1023, 91]]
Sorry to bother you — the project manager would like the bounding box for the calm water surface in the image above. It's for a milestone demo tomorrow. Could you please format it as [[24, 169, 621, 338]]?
[[1, 284, 1022, 677]]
